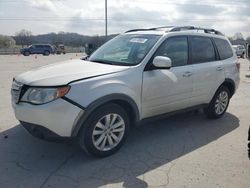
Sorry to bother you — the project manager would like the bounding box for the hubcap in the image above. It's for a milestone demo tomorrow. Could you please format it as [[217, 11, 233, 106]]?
[[92, 113, 125, 151], [215, 91, 228, 115]]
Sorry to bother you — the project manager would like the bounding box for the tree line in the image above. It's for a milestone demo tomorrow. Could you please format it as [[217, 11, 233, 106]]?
[[0, 29, 250, 49], [13, 29, 117, 48]]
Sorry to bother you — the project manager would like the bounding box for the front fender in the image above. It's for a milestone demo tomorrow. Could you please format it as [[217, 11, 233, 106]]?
[[70, 93, 140, 136]]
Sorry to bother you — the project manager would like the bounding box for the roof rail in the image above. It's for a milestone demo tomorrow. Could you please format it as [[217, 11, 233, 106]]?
[[125, 26, 174, 33], [169, 26, 223, 35], [125, 26, 223, 35], [125, 28, 152, 33], [148, 26, 174, 30]]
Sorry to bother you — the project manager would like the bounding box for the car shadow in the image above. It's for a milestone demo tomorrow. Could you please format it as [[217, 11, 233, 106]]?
[[0, 112, 239, 188]]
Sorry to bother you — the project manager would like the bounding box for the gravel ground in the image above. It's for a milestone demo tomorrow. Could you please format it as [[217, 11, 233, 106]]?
[[0, 54, 250, 188]]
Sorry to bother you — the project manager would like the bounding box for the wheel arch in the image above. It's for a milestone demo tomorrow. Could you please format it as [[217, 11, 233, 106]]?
[[221, 78, 235, 98], [71, 94, 140, 137]]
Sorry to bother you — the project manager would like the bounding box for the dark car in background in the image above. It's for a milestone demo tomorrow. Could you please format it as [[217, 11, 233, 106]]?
[[20, 44, 55, 56]]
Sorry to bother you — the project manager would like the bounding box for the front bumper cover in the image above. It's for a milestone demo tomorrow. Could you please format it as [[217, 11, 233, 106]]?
[[21, 121, 72, 141]]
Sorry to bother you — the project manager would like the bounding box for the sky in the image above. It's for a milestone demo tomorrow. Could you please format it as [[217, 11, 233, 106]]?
[[0, 0, 249, 37]]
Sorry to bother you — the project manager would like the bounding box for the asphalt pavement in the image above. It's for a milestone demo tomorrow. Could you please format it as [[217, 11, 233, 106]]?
[[0, 54, 249, 188]]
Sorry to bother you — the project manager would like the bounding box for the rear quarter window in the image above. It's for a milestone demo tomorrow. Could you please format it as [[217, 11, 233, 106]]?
[[191, 36, 216, 64], [213, 38, 233, 60]]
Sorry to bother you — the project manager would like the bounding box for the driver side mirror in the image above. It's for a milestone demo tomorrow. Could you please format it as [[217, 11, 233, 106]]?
[[153, 56, 172, 69]]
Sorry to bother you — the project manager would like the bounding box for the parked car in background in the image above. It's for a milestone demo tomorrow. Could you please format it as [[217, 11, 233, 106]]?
[[20, 44, 55, 56], [232, 45, 246, 58], [12, 26, 240, 157], [55, 44, 66, 54]]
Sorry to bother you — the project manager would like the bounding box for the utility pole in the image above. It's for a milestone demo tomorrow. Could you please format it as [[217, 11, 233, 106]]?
[[105, 0, 108, 40]]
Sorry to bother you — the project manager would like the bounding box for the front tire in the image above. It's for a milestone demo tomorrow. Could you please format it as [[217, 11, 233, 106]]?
[[24, 51, 30, 56], [44, 51, 50, 56], [78, 103, 130, 157], [204, 86, 230, 119]]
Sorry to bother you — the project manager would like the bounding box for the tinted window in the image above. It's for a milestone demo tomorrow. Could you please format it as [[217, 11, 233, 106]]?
[[154, 36, 188, 67], [191, 36, 215, 63], [213, 38, 233, 60], [35, 45, 42, 48]]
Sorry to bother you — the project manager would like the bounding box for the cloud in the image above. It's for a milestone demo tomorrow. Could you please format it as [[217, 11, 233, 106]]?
[[0, 0, 249, 37], [25, 0, 56, 12], [65, 5, 172, 35], [177, 4, 221, 15]]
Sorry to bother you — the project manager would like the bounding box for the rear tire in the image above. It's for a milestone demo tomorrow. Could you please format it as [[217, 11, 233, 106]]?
[[204, 86, 230, 119], [78, 103, 130, 157]]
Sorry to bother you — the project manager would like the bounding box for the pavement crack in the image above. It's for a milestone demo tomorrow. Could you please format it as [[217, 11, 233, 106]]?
[[54, 174, 78, 182], [39, 151, 77, 188], [10, 161, 31, 171], [165, 144, 186, 187]]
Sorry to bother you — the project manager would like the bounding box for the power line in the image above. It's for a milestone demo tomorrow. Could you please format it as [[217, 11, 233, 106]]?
[[0, 0, 249, 5], [0, 17, 247, 22]]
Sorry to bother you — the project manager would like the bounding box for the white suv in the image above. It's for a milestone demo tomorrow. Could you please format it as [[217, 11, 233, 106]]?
[[11, 26, 240, 157]]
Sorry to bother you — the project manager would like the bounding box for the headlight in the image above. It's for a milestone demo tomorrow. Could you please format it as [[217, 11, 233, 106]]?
[[21, 86, 70, 105]]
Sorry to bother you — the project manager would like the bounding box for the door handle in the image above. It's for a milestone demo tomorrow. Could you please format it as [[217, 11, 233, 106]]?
[[183, 72, 193, 77], [216, 66, 223, 71]]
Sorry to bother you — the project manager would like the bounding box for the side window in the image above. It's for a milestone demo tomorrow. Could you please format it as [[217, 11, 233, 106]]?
[[154, 36, 188, 67], [191, 36, 215, 63], [213, 38, 233, 60]]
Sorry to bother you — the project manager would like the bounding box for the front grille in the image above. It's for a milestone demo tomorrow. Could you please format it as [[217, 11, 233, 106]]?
[[11, 80, 23, 104]]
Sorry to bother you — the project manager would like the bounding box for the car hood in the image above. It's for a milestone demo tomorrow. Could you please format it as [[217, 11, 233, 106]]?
[[15, 59, 130, 86]]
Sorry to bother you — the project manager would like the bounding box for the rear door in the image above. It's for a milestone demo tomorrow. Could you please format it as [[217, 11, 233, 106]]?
[[190, 36, 225, 105], [32, 45, 42, 54]]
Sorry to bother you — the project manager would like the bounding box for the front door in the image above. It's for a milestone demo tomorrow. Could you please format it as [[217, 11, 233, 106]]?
[[142, 36, 193, 118]]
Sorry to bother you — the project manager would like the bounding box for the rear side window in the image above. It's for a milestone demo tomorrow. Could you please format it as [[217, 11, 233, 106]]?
[[213, 38, 233, 60], [154, 36, 188, 67], [191, 36, 215, 63]]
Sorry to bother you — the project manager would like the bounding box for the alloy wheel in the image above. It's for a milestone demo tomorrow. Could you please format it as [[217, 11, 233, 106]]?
[[215, 91, 229, 115], [92, 113, 125, 151]]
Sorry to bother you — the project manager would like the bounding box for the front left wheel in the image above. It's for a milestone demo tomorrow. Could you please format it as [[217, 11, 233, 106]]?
[[78, 103, 130, 157]]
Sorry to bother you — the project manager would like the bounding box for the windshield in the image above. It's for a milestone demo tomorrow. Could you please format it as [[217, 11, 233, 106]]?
[[88, 34, 160, 66]]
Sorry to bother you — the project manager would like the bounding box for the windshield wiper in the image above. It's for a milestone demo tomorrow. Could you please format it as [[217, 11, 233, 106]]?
[[88, 59, 133, 66], [90, 59, 115, 65]]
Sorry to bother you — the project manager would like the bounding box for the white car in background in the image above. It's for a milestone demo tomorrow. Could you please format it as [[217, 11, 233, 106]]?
[[232, 45, 246, 58], [11, 26, 240, 157]]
